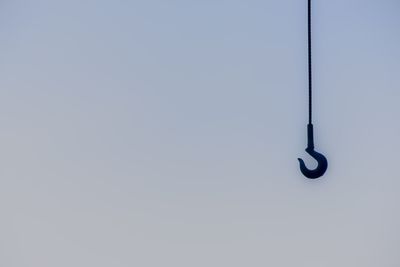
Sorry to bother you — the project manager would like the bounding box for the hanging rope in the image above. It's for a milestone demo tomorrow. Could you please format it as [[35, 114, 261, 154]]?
[[298, 0, 328, 179], [308, 0, 313, 124]]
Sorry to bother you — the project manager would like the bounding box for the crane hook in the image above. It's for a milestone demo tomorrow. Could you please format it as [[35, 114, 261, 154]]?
[[298, 124, 328, 179]]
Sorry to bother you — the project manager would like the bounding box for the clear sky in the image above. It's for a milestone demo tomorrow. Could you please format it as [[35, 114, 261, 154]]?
[[0, 0, 399, 266]]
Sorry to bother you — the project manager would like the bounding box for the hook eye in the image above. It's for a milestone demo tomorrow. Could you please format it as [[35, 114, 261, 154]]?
[[298, 148, 328, 179]]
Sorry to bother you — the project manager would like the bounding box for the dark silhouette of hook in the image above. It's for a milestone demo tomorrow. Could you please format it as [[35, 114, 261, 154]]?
[[298, 124, 328, 179]]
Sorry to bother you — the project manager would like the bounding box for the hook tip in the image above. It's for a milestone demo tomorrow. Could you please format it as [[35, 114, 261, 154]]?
[[298, 150, 328, 179]]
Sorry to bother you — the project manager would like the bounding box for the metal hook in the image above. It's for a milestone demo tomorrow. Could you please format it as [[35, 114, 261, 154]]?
[[298, 124, 328, 179]]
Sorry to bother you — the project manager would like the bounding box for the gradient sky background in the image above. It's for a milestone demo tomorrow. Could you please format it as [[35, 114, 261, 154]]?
[[0, 0, 399, 266]]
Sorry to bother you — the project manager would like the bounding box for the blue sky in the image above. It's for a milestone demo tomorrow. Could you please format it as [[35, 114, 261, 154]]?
[[0, 1, 399, 266]]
